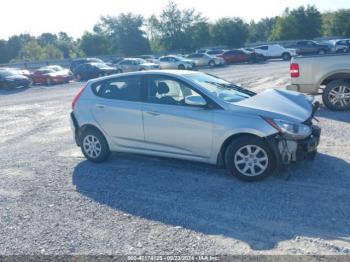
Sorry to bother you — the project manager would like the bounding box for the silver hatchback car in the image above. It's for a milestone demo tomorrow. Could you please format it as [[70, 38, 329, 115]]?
[[71, 70, 321, 181]]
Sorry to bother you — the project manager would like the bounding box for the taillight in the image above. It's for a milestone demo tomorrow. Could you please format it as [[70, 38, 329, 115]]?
[[290, 63, 299, 78], [72, 86, 85, 110]]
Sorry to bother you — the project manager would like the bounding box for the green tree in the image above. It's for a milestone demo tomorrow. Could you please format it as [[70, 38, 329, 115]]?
[[7, 34, 35, 60], [248, 17, 276, 43], [270, 5, 322, 40], [210, 17, 249, 48], [95, 13, 150, 56], [79, 32, 110, 56], [38, 33, 58, 46], [148, 1, 207, 51], [17, 40, 63, 61], [322, 9, 350, 37]]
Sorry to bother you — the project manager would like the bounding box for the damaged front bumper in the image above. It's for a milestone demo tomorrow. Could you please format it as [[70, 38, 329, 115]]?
[[267, 125, 321, 168]]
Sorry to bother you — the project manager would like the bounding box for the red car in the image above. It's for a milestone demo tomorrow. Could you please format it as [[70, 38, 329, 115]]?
[[218, 49, 265, 64], [30, 66, 72, 85]]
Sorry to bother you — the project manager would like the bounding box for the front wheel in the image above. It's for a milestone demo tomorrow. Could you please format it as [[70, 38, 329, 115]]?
[[225, 136, 276, 182], [81, 128, 110, 163], [208, 60, 215, 67], [318, 49, 326, 55], [178, 64, 185, 70], [322, 80, 350, 111]]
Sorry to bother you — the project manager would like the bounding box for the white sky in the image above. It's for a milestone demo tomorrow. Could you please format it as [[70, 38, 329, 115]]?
[[1, 0, 350, 39]]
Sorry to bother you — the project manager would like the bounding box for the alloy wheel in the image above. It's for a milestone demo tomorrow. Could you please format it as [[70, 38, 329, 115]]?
[[328, 85, 350, 108], [83, 135, 102, 159], [234, 145, 269, 177]]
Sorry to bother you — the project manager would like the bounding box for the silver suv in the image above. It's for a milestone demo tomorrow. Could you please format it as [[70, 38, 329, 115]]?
[[71, 70, 321, 181]]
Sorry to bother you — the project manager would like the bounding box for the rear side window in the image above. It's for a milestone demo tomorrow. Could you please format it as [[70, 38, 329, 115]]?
[[92, 76, 142, 102]]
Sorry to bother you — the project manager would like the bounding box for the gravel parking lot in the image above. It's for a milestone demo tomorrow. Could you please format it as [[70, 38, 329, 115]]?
[[0, 61, 350, 255]]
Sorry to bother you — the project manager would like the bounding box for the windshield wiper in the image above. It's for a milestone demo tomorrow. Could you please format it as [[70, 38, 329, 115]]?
[[206, 81, 256, 96]]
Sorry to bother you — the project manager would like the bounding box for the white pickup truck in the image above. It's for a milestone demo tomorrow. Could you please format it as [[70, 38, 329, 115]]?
[[287, 54, 350, 111]]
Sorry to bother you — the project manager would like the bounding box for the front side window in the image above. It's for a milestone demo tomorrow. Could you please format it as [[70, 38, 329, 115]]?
[[94, 76, 142, 102], [146, 76, 200, 106]]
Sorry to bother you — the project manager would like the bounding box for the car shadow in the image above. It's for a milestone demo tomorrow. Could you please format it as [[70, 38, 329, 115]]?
[[72, 152, 350, 251], [316, 106, 350, 123]]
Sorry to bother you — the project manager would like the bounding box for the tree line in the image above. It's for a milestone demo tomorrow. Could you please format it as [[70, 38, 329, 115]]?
[[1, 2, 350, 64]]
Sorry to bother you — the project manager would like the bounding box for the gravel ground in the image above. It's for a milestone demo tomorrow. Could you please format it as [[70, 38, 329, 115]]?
[[0, 61, 350, 255]]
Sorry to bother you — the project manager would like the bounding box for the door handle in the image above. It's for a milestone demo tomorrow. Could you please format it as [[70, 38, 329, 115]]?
[[96, 104, 105, 109], [146, 111, 160, 116]]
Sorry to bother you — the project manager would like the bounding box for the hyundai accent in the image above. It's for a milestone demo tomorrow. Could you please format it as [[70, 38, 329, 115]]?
[[70, 70, 321, 181]]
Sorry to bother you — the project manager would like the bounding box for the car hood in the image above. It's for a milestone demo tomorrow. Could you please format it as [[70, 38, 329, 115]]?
[[234, 88, 313, 123]]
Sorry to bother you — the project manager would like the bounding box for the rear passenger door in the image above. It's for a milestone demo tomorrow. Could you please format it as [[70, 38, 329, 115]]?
[[91, 76, 146, 150]]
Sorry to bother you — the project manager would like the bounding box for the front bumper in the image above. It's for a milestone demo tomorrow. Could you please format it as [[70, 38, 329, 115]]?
[[267, 125, 321, 168]]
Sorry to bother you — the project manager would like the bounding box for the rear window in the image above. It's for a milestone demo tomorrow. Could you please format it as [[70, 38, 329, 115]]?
[[92, 76, 142, 102]]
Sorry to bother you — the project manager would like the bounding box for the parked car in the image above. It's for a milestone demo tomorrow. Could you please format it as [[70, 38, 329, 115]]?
[[159, 55, 194, 70], [287, 53, 350, 111], [73, 63, 118, 81], [186, 53, 225, 67], [115, 58, 159, 73], [0, 67, 31, 77], [253, 44, 296, 60], [70, 58, 104, 72], [295, 40, 331, 55], [218, 49, 265, 64], [135, 55, 159, 64], [71, 70, 321, 181], [30, 68, 72, 85], [205, 49, 225, 56], [0, 70, 32, 89], [332, 39, 350, 53]]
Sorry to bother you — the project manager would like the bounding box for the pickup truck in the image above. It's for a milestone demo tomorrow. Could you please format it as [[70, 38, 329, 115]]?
[[287, 54, 350, 111]]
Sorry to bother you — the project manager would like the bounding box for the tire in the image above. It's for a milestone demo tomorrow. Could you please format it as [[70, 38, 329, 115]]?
[[318, 49, 326, 55], [208, 60, 215, 67], [282, 52, 291, 61], [46, 78, 52, 85], [225, 136, 276, 182], [80, 128, 110, 163], [178, 64, 185, 70], [75, 74, 82, 81], [322, 80, 350, 111], [117, 69, 123, 73]]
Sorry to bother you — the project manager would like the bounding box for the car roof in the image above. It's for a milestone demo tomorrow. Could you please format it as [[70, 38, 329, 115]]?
[[87, 70, 199, 84]]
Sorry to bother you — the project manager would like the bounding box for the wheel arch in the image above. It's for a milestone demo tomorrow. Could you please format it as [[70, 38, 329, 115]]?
[[76, 123, 107, 146], [320, 72, 350, 86], [217, 132, 268, 167]]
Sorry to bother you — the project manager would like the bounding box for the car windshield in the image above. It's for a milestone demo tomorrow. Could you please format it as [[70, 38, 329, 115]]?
[[185, 73, 255, 103]]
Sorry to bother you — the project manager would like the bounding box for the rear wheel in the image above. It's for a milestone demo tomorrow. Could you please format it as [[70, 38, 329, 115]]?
[[178, 64, 185, 70], [322, 80, 350, 111], [318, 49, 326, 55], [282, 52, 291, 61], [81, 128, 110, 163], [46, 77, 52, 85], [225, 136, 275, 182]]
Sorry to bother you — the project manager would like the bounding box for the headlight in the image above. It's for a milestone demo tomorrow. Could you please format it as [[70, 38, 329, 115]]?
[[263, 117, 312, 140]]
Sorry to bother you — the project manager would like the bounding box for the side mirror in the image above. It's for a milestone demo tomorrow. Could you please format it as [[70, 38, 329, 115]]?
[[185, 95, 207, 107]]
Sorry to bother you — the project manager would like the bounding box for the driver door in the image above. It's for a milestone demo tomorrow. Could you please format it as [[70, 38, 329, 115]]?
[[142, 75, 213, 158]]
